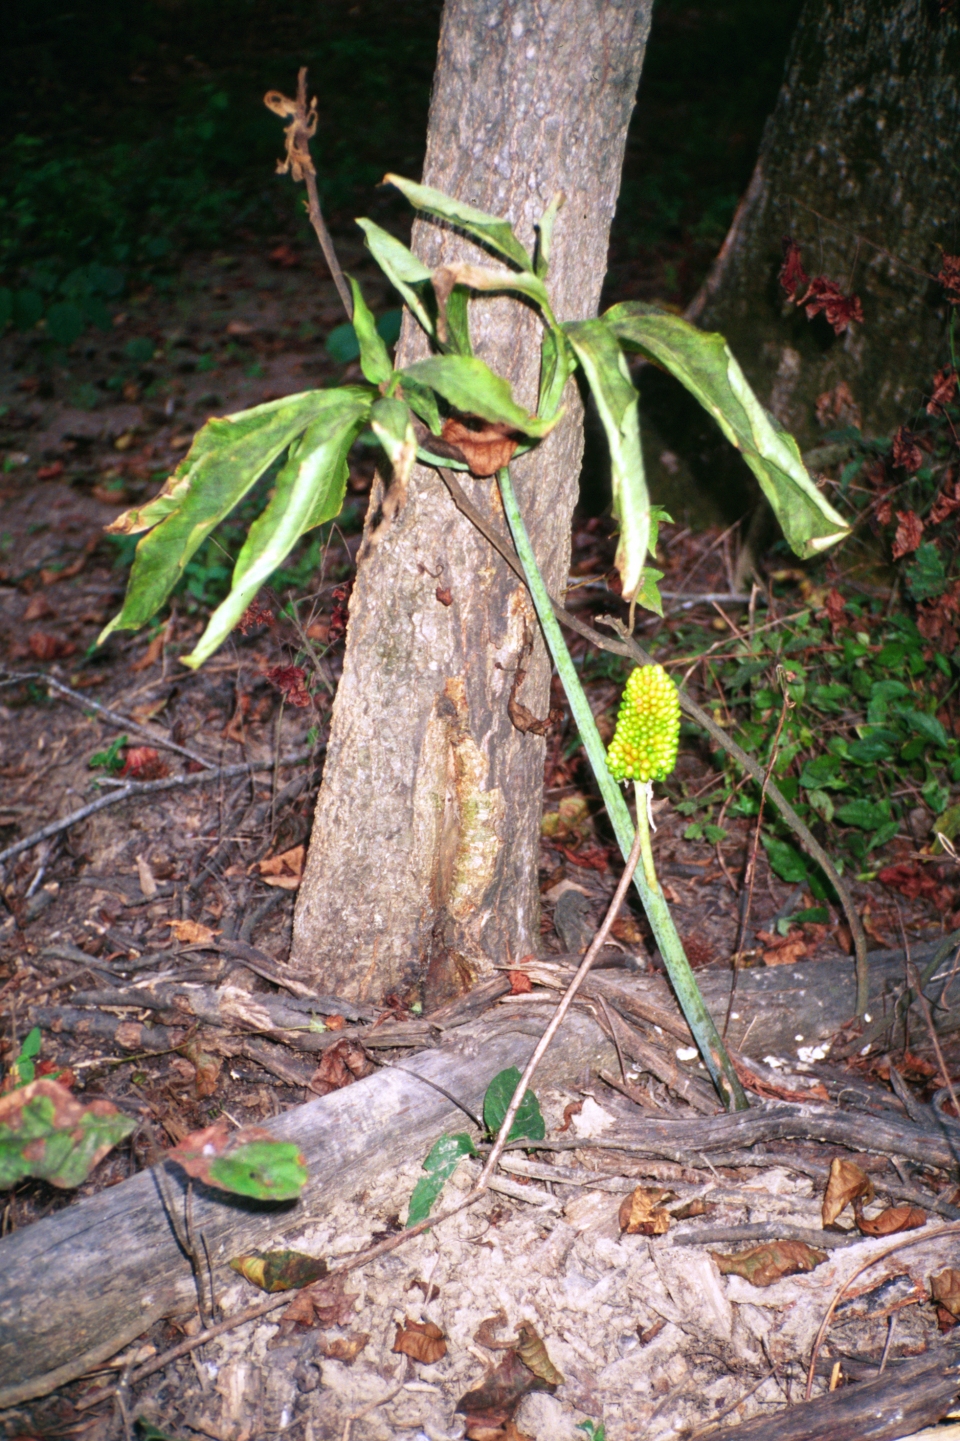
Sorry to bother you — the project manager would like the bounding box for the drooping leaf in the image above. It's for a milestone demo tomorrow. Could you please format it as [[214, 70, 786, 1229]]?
[[534, 191, 564, 280], [431, 263, 554, 339], [184, 388, 370, 667], [384, 174, 533, 273], [407, 1130, 477, 1226], [370, 397, 417, 492], [326, 322, 360, 364], [347, 277, 393, 385], [564, 319, 649, 603], [229, 1248, 327, 1292], [835, 798, 890, 830], [482, 1067, 545, 1144], [100, 391, 346, 644], [400, 355, 558, 438], [712, 1239, 827, 1286], [760, 833, 808, 884], [355, 217, 434, 336], [538, 326, 575, 421], [399, 374, 443, 435], [167, 1121, 308, 1201], [441, 417, 518, 477], [441, 284, 473, 357], [605, 302, 850, 560], [0, 1078, 136, 1190]]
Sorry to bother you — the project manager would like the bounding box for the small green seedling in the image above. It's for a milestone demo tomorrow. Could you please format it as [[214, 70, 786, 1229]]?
[[88, 734, 128, 773], [12, 1026, 42, 1086]]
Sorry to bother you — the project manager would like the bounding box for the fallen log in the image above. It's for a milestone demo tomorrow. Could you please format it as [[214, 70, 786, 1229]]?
[[709, 1331, 960, 1441], [0, 1010, 612, 1408]]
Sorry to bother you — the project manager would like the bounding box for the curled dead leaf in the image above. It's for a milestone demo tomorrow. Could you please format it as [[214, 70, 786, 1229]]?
[[166, 919, 220, 946], [441, 416, 519, 477], [255, 844, 305, 890], [393, 1318, 447, 1363], [457, 1348, 548, 1429], [857, 1205, 926, 1237], [670, 1196, 714, 1221], [618, 1185, 675, 1235], [318, 1331, 369, 1361], [182, 1038, 221, 1099], [712, 1239, 827, 1287], [932, 1268, 960, 1319], [822, 1157, 874, 1226], [514, 1324, 563, 1386], [229, 1248, 327, 1293]]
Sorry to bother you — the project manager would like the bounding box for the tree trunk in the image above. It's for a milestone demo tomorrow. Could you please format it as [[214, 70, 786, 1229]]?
[[688, 0, 960, 450], [292, 0, 651, 1004]]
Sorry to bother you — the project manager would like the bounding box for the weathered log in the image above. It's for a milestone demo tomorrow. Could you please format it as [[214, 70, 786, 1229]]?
[[0, 1011, 612, 1408], [711, 1332, 960, 1441]]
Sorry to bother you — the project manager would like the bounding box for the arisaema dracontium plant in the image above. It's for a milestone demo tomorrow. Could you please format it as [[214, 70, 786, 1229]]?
[[99, 178, 849, 1107]]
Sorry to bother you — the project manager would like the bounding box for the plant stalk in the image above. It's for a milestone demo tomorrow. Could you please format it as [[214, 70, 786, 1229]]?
[[497, 465, 748, 1111]]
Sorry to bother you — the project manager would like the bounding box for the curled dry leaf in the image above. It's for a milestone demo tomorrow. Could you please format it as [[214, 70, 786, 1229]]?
[[892, 426, 924, 474], [892, 510, 924, 560], [393, 1318, 447, 1364], [166, 918, 220, 946], [618, 1185, 675, 1236], [712, 1239, 827, 1287], [309, 1038, 373, 1095], [270, 1273, 358, 1344], [507, 969, 533, 995], [255, 844, 305, 890], [229, 1248, 327, 1293], [474, 1309, 512, 1350], [441, 416, 519, 477], [457, 1348, 549, 1431], [928, 365, 958, 416], [265, 664, 311, 708], [822, 1157, 874, 1226], [932, 1268, 960, 1319], [119, 746, 170, 780], [318, 1331, 369, 1361], [671, 1196, 714, 1221], [182, 1037, 221, 1099], [857, 1205, 926, 1237]]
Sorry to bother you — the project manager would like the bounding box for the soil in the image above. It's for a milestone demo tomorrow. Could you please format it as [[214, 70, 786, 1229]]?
[[2, 239, 960, 1440]]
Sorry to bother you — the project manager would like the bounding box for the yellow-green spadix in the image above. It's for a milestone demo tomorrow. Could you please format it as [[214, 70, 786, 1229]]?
[[606, 664, 680, 783]]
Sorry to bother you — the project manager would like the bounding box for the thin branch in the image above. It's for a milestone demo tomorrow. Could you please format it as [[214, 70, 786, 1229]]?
[[435, 466, 869, 1017], [2, 671, 216, 769], [0, 753, 313, 870], [264, 68, 353, 320]]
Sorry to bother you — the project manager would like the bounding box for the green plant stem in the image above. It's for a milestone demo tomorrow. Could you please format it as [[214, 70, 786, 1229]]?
[[634, 781, 659, 892], [496, 466, 748, 1111]]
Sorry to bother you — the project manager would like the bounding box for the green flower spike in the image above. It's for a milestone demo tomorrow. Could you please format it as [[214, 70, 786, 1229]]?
[[607, 664, 680, 894], [606, 664, 680, 784]]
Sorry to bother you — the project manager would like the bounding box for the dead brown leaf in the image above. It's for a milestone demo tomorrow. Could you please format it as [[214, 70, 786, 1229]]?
[[393, 1318, 447, 1363], [892, 510, 924, 560], [229, 1249, 327, 1293], [318, 1331, 369, 1361], [270, 1273, 357, 1343], [515, 1324, 563, 1386], [441, 417, 519, 477], [823, 1157, 874, 1226], [255, 844, 304, 889], [932, 1268, 960, 1320], [857, 1204, 926, 1237], [309, 1038, 373, 1095], [756, 930, 809, 966], [712, 1239, 827, 1287], [457, 1349, 548, 1432], [130, 634, 165, 672], [182, 1038, 221, 1099], [670, 1197, 714, 1221], [166, 919, 220, 946], [507, 970, 532, 995], [618, 1185, 674, 1235]]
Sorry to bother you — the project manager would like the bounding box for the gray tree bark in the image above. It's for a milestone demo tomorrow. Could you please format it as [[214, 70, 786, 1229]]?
[[292, 0, 651, 1003], [689, 0, 960, 449]]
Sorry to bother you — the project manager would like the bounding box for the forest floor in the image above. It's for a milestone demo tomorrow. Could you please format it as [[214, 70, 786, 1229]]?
[[2, 239, 960, 1441]]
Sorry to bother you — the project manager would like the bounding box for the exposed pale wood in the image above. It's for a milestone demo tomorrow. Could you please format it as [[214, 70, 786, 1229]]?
[[0, 1012, 612, 1408]]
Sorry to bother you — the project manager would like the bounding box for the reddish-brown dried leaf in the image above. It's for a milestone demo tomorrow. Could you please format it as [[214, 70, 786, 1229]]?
[[441, 417, 519, 478], [26, 631, 76, 661], [875, 498, 894, 526], [255, 844, 304, 890], [167, 919, 220, 946], [436, 585, 453, 606], [932, 1268, 960, 1318], [457, 1348, 548, 1429], [118, 746, 169, 780], [815, 381, 861, 430], [930, 472, 960, 525], [857, 1205, 926, 1237], [393, 1318, 447, 1363], [670, 1197, 714, 1221], [824, 588, 847, 632], [800, 277, 864, 333], [939, 253, 960, 304], [269, 243, 299, 268], [928, 365, 958, 416], [265, 664, 311, 708], [182, 1038, 221, 1099], [237, 597, 275, 634], [712, 1239, 827, 1287], [878, 863, 942, 901], [166, 1121, 276, 1186], [270, 1273, 358, 1343], [328, 579, 353, 642], [318, 1331, 369, 1361], [823, 1157, 874, 1225], [779, 237, 809, 301], [618, 1186, 674, 1236], [507, 969, 532, 995], [892, 510, 924, 560], [309, 1038, 373, 1095], [892, 426, 924, 473]]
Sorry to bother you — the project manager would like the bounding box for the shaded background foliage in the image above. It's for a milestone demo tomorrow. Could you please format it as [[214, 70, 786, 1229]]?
[[1, 0, 802, 303]]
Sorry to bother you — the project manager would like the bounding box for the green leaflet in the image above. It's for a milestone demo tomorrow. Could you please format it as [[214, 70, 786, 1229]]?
[[538, 326, 574, 420], [347, 277, 393, 385], [99, 391, 344, 644], [400, 355, 557, 438], [355, 217, 434, 336], [604, 302, 850, 559], [399, 374, 443, 434], [207, 1141, 308, 1201], [407, 1131, 477, 1227], [370, 396, 416, 495], [482, 1066, 545, 1144], [564, 319, 650, 604], [384, 174, 533, 272], [184, 388, 371, 667], [534, 192, 564, 280]]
